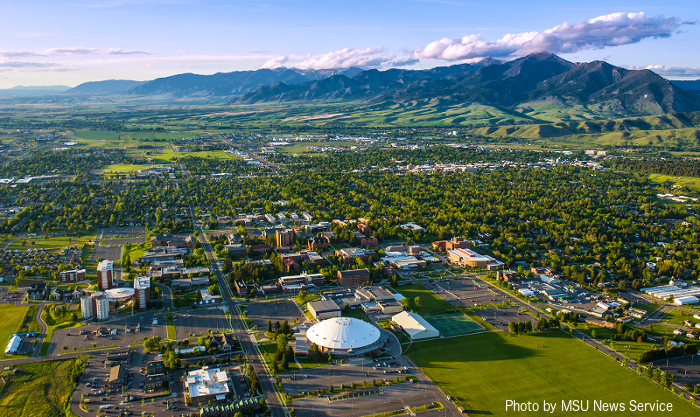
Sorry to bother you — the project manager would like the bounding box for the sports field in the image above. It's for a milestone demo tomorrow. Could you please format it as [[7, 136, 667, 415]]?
[[408, 331, 697, 416], [424, 311, 483, 336]]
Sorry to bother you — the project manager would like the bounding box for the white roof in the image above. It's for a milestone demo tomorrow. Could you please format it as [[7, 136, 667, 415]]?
[[674, 296, 699, 305], [392, 311, 440, 340], [187, 367, 230, 399], [105, 288, 135, 300], [5, 334, 21, 354], [306, 317, 380, 350]]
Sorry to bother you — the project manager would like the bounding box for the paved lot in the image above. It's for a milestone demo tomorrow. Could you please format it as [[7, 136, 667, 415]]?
[[652, 355, 700, 390], [90, 244, 121, 263], [244, 299, 306, 330], [285, 357, 457, 417], [471, 305, 535, 331], [175, 307, 232, 338], [426, 279, 501, 308], [49, 315, 168, 356], [101, 227, 147, 239], [0, 287, 24, 304]]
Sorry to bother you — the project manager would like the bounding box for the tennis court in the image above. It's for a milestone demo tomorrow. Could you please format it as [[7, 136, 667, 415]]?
[[424, 311, 484, 336]]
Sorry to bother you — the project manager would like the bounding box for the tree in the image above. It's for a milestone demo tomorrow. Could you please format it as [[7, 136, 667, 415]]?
[[267, 319, 272, 333], [144, 336, 162, 352], [414, 296, 422, 308], [163, 350, 181, 370]]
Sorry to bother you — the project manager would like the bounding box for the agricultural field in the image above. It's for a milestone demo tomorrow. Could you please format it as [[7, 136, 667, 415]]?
[[407, 331, 697, 416], [396, 284, 454, 315]]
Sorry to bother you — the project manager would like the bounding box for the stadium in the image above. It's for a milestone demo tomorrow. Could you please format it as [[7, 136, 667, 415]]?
[[104, 287, 135, 301], [305, 317, 387, 357]]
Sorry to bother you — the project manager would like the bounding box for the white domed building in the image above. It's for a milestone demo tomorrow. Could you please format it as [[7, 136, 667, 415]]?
[[305, 317, 387, 357]]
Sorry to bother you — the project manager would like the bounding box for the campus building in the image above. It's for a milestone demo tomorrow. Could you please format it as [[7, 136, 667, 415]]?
[[186, 367, 231, 402], [307, 299, 341, 320], [337, 268, 370, 287], [134, 276, 151, 310], [276, 229, 294, 248], [97, 260, 114, 290], [305, 317, 386, 357], [391, 311, 440, 340], [94, 293, 110, 321], [80, 295, 94, 319], [60, 268, 86, 283]]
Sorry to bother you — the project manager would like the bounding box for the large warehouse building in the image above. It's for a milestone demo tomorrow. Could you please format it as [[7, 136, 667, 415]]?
[[305, 317, 386, 357], [391, 311, 440, 340]]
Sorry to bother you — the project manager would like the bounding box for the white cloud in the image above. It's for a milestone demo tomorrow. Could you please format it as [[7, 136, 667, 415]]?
[[0, 61, 77, 72], [43, 47, 151, 56], [293, 46, 396, 69], [262, 55, 289, 69], [412, 12, 689, 61], [632, 65, 700, 78]]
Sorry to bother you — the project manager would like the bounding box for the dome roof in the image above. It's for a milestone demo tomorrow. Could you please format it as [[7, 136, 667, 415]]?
[[306, 317, 380, 350], [105, 287, 135, 300]]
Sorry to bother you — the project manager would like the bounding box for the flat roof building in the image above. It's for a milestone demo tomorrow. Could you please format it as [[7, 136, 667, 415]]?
[[186, 367, 231, 402], [97, 260, 114, 290], [307, 299, 341, 320], [134, 276, 151, 310], [391, 311, 439, 340], [337, 268, 370, 287]]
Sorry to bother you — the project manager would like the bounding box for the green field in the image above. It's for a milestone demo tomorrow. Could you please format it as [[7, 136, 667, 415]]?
[[166, 314, 177, 340], [396, 284, 453, 315], [424, 311, 483, 336], [6, 232, 96, 251], [0, 358, 86, 417], [408, 331, 697, 416], [649, 174, 700, 194], [659, 308, 699, 327], [0, 304, 31, 358]]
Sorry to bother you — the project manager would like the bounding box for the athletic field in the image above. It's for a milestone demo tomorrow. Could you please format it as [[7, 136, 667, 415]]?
[[424, 311, 483, 336]]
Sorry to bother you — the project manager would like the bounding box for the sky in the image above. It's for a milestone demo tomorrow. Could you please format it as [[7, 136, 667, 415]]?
[[0, 0, 698, 88]]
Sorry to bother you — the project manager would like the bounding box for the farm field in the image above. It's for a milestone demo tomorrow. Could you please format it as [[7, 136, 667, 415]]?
[[0, 304, 31, 359], [407, 331, 697, 416], [396, 284, 453, 315], [649, 174, 700, 193]]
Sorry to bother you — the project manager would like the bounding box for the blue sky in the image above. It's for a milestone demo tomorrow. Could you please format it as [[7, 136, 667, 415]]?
[[0, 0, 698, 87]]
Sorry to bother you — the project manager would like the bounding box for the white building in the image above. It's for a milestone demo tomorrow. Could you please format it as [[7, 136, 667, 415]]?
[[80, 295, 94, 319], [4, 334, 21, 355], [391, 311, 439, 340], [95, 295, 110, 321], [186, 367, 230, 402]]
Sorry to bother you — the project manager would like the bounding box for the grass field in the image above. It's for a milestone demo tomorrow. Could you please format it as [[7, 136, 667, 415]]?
[[396, 284, 453, 315], [424, 311, 483, 336], [659, 308, 699, 327], [407, 331, 697, 416], [7, 232, 96, 251], [0, 304, 30, 358], [341, 308, 368, 321], [166, 314, 176, 340], [0, 357, 86, 417], [649, 174, 700, 194]]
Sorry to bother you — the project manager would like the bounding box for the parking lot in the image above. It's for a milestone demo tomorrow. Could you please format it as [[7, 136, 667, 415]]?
[[244, 299, 306, 330], [284, 357, 456, 417], [175, 307, 231, 338], [101, 227, 147, 240], [49, 314, 169, 356], [425, 278, 499, 308], [652, 355, 700, 390], [0, 287, 24, 304]]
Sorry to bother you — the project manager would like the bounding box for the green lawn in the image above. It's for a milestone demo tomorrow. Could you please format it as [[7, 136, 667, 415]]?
[[0, 304, 30, 359], [631, 302, 662, 315], [17, 305, 41, 334], [407, 331, 697, 416], [7, 232, 96, 251], [341, 308, 368, 321], [396, 284, 453, 315], [0, 357, 86, 417], [659, 308, 699, 327], [166, 314, 177, 340]]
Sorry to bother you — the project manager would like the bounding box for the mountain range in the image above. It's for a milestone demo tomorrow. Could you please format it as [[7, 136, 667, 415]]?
[[232, 53, 700, 115], [1, 52, 699, 116]]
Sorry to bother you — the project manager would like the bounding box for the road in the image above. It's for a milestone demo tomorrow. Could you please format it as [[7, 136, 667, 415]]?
[[190, 206, 287, 417], [157, 283, 174, 310], [32, 303, 48, 358]]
